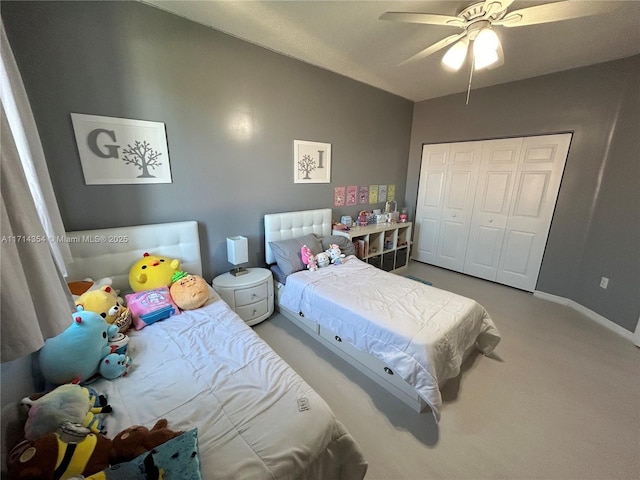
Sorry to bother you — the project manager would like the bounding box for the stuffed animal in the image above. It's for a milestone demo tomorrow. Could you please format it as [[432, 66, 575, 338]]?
[[326, 244, 345, 265], [68, 277, 117, 300], [169, 271, 209, 310], [99, 353, 132, 380], [109, 419, 184, 465], [128, 253, 181, 292], [76, 286, 131, 333], [39, 306, 118, 386], [7, 423, 112, 480], [300, 245, 318, 272], [7, 419, 182, 480], [22, 384, 112, 441], [315, 251, 330, 268]]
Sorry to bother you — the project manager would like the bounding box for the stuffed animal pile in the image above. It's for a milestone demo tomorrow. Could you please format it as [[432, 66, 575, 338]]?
[[7, 383, 185, 480], [300, 243, 346, 271]]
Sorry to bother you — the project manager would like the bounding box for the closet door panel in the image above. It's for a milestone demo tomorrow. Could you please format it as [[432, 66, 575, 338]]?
[[433, 142, 483, 271], [496, 134, 572, 290], [463, 138, 521, 280], [414, 144, 449, 264]]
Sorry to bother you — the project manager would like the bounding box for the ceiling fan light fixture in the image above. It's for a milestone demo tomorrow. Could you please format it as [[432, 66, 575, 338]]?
[[474, 27, 499, 52], [473, 27, 500, 69], [442, 37, 469, 71], [474, 48, 499, 69]]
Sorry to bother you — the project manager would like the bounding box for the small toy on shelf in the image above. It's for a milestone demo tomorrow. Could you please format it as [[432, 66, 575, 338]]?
[[357, 211, 368, 226]]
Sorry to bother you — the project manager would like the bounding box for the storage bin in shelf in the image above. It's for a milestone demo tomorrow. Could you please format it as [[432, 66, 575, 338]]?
[[333, 222, 412, 272]]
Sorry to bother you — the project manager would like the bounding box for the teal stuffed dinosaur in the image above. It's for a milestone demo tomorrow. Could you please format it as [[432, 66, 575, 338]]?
[[39, 306, 118, 385]]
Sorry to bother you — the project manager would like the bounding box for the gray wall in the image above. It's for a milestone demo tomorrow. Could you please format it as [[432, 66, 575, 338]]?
[[2, 2, 636, 332], [1, 1, 413, 282], [406, 55, 640, 332]]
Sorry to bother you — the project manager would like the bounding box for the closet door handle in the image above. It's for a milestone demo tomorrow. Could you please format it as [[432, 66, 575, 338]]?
[[334, 335, 342, 342], [384, 367, 394, 375]]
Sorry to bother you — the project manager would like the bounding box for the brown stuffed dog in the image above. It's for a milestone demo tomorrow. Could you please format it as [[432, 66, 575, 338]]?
[[110, 419, 184, 465]]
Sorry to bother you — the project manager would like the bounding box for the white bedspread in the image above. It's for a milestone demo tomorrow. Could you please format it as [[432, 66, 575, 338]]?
[[279, 256, 501, 421], [92, 288, 367, 479]]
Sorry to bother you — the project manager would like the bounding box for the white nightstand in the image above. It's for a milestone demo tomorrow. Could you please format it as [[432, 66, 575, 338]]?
[[212, 268, 274, 326]]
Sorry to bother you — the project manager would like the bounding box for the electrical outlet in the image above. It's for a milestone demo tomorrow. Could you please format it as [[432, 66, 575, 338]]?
[[600, 277, 609, 289]]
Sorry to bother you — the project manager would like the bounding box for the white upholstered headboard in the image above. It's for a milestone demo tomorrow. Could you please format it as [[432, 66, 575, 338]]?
[[65, 221, 202, 293], [264, 209, 332, 265]]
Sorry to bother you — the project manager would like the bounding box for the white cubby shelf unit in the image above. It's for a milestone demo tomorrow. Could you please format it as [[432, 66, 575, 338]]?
[[332, 222, 412, 272]]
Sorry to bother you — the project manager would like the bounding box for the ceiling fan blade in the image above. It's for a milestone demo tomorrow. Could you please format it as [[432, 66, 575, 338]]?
[[483, 0, 514, 16], [379, 12, 465, 29], [494, 1, 618, 27], [398, 32, 466, 66]]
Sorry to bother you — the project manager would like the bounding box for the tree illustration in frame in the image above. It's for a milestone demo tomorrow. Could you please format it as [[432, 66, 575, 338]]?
[[294, 140, 331, 183], [122, 140, 163, 178], [71, 113, 172, 185]]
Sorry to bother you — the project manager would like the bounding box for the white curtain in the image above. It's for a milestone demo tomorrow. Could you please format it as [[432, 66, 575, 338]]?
[[1, 20, 74, 363]]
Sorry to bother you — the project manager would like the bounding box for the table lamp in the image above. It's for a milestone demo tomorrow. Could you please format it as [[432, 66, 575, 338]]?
[[227, 236, 248, 276]]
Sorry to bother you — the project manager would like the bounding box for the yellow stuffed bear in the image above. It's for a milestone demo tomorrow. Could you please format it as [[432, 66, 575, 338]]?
[[129, 252, 181, 292], [76, 286, 131, 333]]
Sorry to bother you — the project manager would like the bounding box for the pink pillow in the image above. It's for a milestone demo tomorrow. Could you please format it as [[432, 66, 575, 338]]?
[[125, 287, 179, 330]]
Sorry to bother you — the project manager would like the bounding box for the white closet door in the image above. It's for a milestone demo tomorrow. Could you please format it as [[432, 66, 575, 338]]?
[[414, 144, 449, 264], [434, 142, 483, 271], [414, 133, 572, 292], [496, 133, 572, 291], [463, 138, 522, 281]]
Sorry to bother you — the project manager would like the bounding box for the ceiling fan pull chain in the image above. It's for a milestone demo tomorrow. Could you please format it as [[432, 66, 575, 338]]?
[[466, 54, 475, 105]]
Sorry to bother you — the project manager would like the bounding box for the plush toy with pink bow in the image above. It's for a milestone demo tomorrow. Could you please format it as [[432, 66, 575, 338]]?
[[300, 245, 318, 272]]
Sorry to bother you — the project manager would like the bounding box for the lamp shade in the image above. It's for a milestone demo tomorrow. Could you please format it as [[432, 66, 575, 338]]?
[[227, 236, 248, 266]]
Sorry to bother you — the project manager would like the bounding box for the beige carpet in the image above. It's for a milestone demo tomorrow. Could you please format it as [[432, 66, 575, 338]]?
[[254, 261, 640, 480]]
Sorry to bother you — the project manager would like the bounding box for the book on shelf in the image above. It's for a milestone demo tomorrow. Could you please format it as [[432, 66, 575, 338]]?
[[354, 239, 368, 259]]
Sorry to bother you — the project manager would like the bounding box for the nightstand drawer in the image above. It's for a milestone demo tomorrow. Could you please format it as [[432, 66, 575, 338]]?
[[236, 298, 269, 322], [234, 282, 268, 307]]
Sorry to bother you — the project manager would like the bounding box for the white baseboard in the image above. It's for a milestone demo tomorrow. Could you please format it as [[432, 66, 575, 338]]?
[[533, 291, 637, 345]]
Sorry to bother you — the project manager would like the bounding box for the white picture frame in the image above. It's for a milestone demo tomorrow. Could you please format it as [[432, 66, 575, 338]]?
[[71, 113, 172, 185], [293, 140, 331, 183]]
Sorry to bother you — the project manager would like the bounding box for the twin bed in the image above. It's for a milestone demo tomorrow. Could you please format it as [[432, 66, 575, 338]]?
[[264, 209, 501, 421], [58, 220, 368, 479], [12, 209, 500, 478]]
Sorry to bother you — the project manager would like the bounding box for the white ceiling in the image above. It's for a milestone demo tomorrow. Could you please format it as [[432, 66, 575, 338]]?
[[142, 1, 640, 102]]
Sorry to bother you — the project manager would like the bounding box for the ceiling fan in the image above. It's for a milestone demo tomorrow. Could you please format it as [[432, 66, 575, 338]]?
[[380, 0, 615, 72]]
